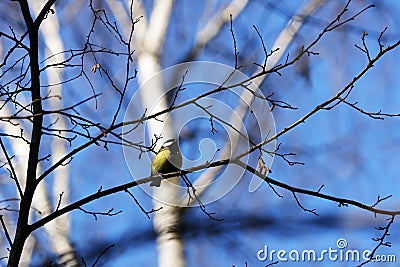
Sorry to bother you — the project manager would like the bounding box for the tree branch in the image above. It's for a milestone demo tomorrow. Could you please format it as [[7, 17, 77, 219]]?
[[8, 1, 44, 265]]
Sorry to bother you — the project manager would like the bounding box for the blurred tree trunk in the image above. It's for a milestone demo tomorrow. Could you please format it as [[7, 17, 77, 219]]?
[[109, 1, 325, 266], [133, 1, 185, 266], [0, 104, 35, 265]]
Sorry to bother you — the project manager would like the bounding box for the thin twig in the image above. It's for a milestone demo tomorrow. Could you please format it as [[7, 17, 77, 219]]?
[[0, 215, 12, 247], [229, 14, 240, 69], [357, 216, 394, 266], [92, 244, 115, 267], [125, 189, 161, 219], [0, 138, 23, 199], [78, 207, 122, 220]]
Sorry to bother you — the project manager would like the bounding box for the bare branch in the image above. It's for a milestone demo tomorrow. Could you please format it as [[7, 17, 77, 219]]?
[[169, 69, 188, 109], [181, 174, 222, 221], [371, 195, 392, 209], [30, 158, 400, 234], [341, 98, 400, 120], [292, 192, 319, 216], [125, 189, 162, 219], [0, 138, 23, 199], [229, 14, 240, 69], [0, 215, 12, 247], [235, 37, 400, 162], [55, 192, 64, 212], [78, 207, 122, 221], [357, 216, 394, 266], [92, 244, 115, 267], [234, 160, 400, 216], [187, 0, 249, 61]]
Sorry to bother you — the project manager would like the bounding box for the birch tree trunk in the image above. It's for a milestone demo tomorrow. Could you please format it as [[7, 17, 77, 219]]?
[[133, 1, 185, 266], [108, 1, 324, 266], [0, 105, 35, 265]]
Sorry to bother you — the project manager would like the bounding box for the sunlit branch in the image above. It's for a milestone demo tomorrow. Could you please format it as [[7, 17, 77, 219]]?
[[30, 154, 400, 234], [235, 37, 400, 161]]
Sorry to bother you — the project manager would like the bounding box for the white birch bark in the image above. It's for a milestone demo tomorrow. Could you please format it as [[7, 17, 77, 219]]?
[[0, 32, 36, 266], [0, 105, 36, 266], [132, 1, 186, 266], [107, 0, 323, 265], [192, 0, 248, 58]]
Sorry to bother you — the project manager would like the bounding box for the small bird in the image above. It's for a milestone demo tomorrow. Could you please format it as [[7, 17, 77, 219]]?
[[150, 139, 182, 187]]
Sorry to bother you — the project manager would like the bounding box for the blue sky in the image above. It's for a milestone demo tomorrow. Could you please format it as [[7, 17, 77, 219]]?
[[2, 0, 400, 266], [66, 1, 400, 266]]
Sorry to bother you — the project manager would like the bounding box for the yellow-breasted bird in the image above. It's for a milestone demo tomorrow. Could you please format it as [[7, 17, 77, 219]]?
[[150, 139, 182, 187]]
